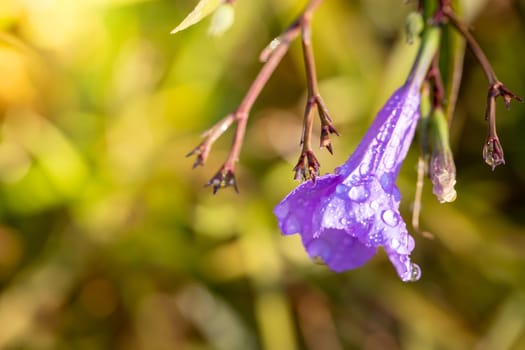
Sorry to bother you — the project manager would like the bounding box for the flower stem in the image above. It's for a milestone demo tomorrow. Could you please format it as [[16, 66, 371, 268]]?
[[300, 19, 318, 157], [188, 0, 326, 192], [293, 0, 338, 181], [408, 26, 442, 89], [441, 6, 498, 85]]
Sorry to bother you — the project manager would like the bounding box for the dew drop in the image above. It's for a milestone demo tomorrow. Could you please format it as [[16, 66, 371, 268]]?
[[392, 187, 401, 201], [381, 209, 399, 227], [376, 128, 389, 143], [393, 235, 415, 254], [359, 162, 372, 176], [348, 185, 370, 202], [335, 184, 348, 195], [382, 153, 396, 170], [308, 239, 332, 264], [390, 237, 400, 250], [367, 231, 383, 245], [284, 216, 300, 234], [379, 172, 394, 192], [369, 200, 380, 210], [408, 263, 421, 281]]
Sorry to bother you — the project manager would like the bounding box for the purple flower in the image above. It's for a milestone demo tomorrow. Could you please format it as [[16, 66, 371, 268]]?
[[274, 80, 423, 281]]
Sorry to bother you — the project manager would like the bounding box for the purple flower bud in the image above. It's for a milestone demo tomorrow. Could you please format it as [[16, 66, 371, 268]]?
[[274, 81, 423, 282]]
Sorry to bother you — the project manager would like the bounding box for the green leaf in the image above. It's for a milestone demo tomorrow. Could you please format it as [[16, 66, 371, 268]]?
[[171, 0, 222, 34], [208, 3, 235, 36]]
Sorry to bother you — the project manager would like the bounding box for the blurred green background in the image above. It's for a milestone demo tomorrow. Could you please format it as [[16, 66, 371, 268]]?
[[0, 0, 524, 349]]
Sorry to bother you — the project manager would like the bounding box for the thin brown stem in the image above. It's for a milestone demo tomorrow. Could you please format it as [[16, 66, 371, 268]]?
[[300, 17, 318, 157], [295, 0, 338, 180], [439, 5, 522, 170], [427, 54, 445, 108], [186, 113, 235, 168], [293, 0, 339, 181], [302, 24, 319, 98], [236, 26, 300, 115], [441, 6, 498, 84], [189, 0, 326, 192], [227, 0, 324, 171], [304, 0, 324, 15]]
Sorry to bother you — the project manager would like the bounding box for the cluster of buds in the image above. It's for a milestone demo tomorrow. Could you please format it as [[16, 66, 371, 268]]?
[[177, 0, 336, 193]]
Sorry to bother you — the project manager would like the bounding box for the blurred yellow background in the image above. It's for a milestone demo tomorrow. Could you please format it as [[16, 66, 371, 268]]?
[[0, 0, 524, 349]]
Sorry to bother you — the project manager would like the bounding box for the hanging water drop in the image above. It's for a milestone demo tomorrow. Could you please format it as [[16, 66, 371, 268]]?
[[408, 263, 421, 281], [381, 209, 399, 227], [308, 239, 332, 265]]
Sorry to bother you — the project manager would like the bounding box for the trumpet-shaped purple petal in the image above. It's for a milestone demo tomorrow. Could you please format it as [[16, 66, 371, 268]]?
[[274, 81, 422, 281]]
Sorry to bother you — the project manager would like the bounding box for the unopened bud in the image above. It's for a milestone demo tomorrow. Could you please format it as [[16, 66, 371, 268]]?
[[293, 150, 320, 182], [320, 124, 338, 155], [429, 108, 457, 203], [207, 166, 239, 194]]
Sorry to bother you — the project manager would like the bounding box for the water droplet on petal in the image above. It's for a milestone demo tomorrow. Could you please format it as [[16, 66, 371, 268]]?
[[369, 200, 380, 210], [379, 172, 394, 192], [359, 162, 372, 176], [392, 234, 415, 254], [308, 239, 332, 264], [381, 209, 399, 227], [348, 185, 370, 202], [284, 216, 300, 234], [383, 155, 396, 170], [391, 237, 400, 250], [367, 231, 383, 245], [336, 184, 347, 195], [392, 187, 401, 201], [376, 129, 388, 143], [408, 263, 421, 281]]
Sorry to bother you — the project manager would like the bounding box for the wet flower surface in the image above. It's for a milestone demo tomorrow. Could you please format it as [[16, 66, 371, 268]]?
[[274, 81, 423, 281]]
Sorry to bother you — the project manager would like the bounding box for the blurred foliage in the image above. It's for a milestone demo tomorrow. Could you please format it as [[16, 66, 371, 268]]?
[[0, 0, 524, 349]]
